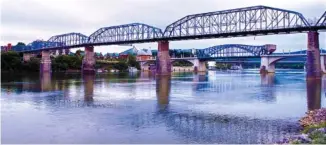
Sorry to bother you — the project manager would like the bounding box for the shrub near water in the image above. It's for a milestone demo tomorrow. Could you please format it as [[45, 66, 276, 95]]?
[[1, 51, 22, 71], [1, 51, 40, 72], [51, 55, 83, 72]]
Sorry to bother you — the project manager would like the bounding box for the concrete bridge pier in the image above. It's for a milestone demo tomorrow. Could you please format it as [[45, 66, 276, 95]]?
[[193, 59, 207, 72], [40, 50, 51, 73], [306, 31, 321, 79], [82, 46, 96, 74], [156, 41, 171, 75], [260, 56, 278, 73]]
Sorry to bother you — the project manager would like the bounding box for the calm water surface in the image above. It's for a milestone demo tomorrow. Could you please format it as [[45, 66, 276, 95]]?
[[1, 69, 325, 144]]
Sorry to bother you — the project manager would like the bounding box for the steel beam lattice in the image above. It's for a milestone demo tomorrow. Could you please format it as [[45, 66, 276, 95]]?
[[196, 44, 270, 59], [47, 32, 89, 48], [7, 5, 326, 53], [164, 6, 310, 39], [316, 11, 326, 27], [89, 23, 163, 45]]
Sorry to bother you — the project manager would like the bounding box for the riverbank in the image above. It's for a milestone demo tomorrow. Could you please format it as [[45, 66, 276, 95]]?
[[278, 108, 326, 144]]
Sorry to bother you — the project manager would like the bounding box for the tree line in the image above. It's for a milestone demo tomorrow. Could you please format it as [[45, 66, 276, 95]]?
[[1, 51, 141, 73]]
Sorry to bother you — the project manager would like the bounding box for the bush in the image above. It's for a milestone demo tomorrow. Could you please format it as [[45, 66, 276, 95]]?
[[1, 51, 22, 71], [127, 55, 140, 70], [172, 60, 193, 67], [51, 55, 82, 71], [22, 57, 40, 72], [113, 61, 128, 71]]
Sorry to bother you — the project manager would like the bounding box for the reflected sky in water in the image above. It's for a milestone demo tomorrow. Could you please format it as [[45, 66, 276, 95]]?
[[1, 70, 326, 144]]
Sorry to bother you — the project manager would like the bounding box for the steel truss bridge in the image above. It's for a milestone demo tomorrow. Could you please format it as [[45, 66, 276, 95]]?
[[8, 5, 326, 52], [195, 44, 274, 60]]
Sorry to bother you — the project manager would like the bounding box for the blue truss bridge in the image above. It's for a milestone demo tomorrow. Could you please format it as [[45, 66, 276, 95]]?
[[5, 5, 325, 53]]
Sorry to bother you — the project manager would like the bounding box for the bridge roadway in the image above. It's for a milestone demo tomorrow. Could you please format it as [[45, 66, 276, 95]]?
[[5, 5, 326, 77]]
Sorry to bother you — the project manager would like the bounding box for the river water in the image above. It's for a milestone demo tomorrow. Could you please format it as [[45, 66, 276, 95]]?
[[1, 69, 325, 144]]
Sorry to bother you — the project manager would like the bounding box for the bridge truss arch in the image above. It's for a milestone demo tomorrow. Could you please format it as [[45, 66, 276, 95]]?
[[88, 23, 163, 45], [47, 32, 89, 49], [196, 44, 271, 59], [163, 5, 310, 40]]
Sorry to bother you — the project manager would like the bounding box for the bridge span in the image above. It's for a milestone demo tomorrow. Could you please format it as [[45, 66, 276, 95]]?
[[3, 5, 326, 78]]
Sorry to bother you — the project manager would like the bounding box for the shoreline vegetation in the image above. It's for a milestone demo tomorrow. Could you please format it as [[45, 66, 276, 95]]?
[[278, 108, 326, 144], [2, 51, 306, 73], [1, 51, 141, 73]]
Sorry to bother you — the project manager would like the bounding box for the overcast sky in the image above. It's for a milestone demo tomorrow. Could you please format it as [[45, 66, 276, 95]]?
[[1, 0, 325, 53]]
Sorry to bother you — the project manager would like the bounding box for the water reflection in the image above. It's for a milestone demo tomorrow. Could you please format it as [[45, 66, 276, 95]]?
[[156, 76, 171, 111], [306, 78, 321, 111], [259, 73, 276, 102], [40, 72, 52, 91], [260, 73, 275, 86], [193, 72, 208, 91], [2, 71, 326, 144], [83, 74, 95, 102]]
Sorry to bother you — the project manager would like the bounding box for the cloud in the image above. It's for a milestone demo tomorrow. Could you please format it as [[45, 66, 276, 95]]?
[[1, 0, 325, 53]]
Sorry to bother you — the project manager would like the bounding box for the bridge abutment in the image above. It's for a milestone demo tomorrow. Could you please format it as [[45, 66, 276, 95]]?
[[40, 50, 51, 73], [156, 41, 171, 75], [82, 46, 96, 74], [306, 31, 321, 79]]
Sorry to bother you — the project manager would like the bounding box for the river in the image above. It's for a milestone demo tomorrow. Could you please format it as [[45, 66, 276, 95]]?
[[1, 69, 325, 144]]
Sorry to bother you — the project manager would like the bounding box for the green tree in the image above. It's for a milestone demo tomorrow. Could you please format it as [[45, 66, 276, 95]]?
[[127, 55, 140, 70], [75, 49, 84, 57], [22, 57, 40, 72], [51, 55, 83, 71], [16, 42, 26, 47], [1, 51, 22, 71], [172, 60, 193, 67], [113, 61, 128, 71]]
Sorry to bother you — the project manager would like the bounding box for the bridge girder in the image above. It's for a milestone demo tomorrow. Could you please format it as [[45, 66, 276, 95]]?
[[88, 23, 163, 45], [196, 44, 270, 59], [163, 5, 310, 39]]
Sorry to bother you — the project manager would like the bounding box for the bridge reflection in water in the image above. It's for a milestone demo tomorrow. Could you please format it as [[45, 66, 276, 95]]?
[[126, 74, 323, 144], [156, 75, 171, 112], [307, 79, 322, 111], [83, 74, 95, 102], [1, 72, 324, 143]]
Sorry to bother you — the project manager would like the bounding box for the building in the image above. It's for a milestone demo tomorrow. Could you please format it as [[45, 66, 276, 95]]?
[[118, 46, 138, 59], [136, 48, 153, 61], [1, 43, 12, 52]]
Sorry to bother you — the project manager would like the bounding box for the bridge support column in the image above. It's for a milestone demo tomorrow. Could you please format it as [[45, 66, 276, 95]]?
[[260, 56, 275, 73], [156, 41, 171, 75], [23, 53, 34, 62], [40, 50, 51, 73], [82, 46, 95, 74], [306, 31, 321, 79], [320, 55, 326, 74], [193, 59, 207, 72]]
